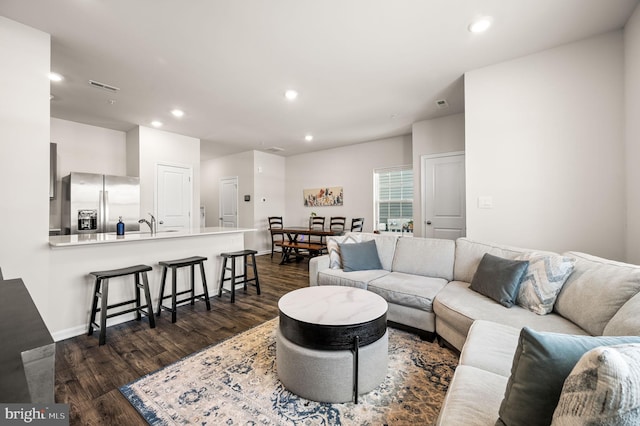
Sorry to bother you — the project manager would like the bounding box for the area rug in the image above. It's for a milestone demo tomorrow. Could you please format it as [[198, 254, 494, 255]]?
[[120, 318, 458, 425]]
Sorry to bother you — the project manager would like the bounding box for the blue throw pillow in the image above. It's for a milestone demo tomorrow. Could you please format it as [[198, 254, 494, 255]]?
[[339, 240, 382, 272], [470, 253, 529, 308], [497, 328, 640, 426]]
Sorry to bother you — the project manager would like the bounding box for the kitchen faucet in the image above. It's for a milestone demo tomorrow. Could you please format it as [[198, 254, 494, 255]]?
[[138, 213, 157, 234]]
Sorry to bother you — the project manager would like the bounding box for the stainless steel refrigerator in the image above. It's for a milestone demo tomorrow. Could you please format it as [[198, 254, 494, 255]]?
[[61, 172, 141, 235]]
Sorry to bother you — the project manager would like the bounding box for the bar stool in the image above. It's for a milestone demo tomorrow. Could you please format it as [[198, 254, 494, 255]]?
[[157, 256, 211, 323], [88, 264, 155, 346], [218, 250, 261, 303]]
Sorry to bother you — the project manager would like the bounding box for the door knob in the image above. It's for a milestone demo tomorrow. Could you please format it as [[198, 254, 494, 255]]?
[[426, 221, 432, 225]]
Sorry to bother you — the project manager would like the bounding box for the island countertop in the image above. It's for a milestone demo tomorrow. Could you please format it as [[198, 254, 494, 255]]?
[[49, 226, 256, 248]]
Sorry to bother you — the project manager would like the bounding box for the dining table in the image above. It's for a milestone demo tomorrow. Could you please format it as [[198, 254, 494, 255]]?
[[274, 226, 344, 264]]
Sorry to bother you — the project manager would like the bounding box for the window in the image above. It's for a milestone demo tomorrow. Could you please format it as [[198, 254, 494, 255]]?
[[374, 166, 413, 232]]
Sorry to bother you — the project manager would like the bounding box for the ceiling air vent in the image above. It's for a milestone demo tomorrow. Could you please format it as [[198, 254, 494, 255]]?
[[435, 99, 449, 109], [266, 146, 285, 153], [88, 79, 120, 93]]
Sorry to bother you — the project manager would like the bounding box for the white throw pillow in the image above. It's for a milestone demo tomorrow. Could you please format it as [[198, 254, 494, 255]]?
[[327, 234, 362, 269], [516, 252, 575, 315], [552, 343, 640, 425]]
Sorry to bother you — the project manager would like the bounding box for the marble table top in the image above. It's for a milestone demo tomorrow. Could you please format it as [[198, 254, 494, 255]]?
[[278, 286, 388, 326]]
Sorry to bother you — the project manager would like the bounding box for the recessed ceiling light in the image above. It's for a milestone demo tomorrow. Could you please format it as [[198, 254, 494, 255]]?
[[304, 134, 313, 142], [285, 90, 299, 101], [151, 121, 163, 127], [468, 17, 492, 33], [49, 72, 64, 82], [171, 109, 184, 117]]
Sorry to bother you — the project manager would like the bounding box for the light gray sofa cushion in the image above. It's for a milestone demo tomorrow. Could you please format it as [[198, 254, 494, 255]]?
[[317, 268, 389, 289], [603, 292, 640, 336], [436, 365, 508, 426], [391, 237, 455, 281], [367, 272, 448, 313], [554, 251, 640, 336], [433, 281, 588, 343], [459, 320, 521, 378], [360, 233, 399, 271], [453, 238, 550, 283]]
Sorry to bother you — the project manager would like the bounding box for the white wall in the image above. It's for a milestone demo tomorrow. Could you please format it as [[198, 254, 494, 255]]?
[[201, 150, 253, 227], [201, 150, 257, 246], [254, 151, 286, 251], [625, 4, 640, 264], [0, 17, 51, 324], [128, 126, 201, 228], [49, 118, 126, 230], [465, 31, 625, 259], [285, 135, 412, 232], [412, 113, 465, 237]]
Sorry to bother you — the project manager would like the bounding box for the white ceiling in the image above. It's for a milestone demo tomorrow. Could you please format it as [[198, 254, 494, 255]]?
[[1, 0, 638, 159]]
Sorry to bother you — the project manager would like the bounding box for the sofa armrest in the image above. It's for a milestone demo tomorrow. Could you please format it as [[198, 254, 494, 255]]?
[[309, 255, 330, 286]]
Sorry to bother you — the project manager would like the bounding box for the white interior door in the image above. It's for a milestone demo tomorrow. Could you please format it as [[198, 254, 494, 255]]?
[[219, 177, 238, 227], [421, 152, 466, 239], [156, 164, 192, 230]]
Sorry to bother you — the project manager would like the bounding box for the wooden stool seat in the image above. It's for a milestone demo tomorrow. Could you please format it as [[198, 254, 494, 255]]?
[[157, 256, 210, 323], [218, 250, 261, 303], [88, 264, 155, 346]]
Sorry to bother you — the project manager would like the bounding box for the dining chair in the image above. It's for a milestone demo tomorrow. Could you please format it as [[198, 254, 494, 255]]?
[[329, 216, 346, 233], [308, 216, 325, 246], [309, 216, 325, 230], [268, 216, 284, 258], [351, 217, 364, 232]]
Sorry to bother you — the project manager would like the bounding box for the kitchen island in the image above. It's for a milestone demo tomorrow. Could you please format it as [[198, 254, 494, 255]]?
[[48, 227, 255, 341]]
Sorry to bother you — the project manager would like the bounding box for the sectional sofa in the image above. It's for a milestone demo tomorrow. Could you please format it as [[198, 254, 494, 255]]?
[[309, 233, 640, 425]]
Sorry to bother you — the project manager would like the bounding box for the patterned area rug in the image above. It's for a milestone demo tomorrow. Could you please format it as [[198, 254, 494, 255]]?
[[120, 318, 458, 425]]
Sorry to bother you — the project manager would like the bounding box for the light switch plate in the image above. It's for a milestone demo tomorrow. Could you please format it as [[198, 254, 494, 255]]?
[[478, 196, 493, 209]]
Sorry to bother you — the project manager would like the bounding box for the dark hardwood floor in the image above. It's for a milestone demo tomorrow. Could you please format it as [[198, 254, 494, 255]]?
[[55, 254, 307, 425]]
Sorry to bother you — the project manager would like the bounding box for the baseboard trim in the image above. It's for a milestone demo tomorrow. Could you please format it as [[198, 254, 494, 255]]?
[[51, 313, 138, 342]]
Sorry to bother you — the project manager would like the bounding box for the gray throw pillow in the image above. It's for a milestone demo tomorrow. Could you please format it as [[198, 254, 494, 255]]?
[[497, 328, 640, 426], [469, 253, 529, 307], [338, 240, 382, 272]]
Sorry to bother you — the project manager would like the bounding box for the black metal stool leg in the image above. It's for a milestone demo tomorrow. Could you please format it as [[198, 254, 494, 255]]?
[[190, 264, 196, 305], [98, 278, 109, 346], [134, 272, 142, 321], [251, 253, 261, 295], [243, 255, 249, 292], [171, 266, 177, 323], [200, 262, 211, 310], [88, 277, 101, 336], [218, 257, 227, 298], [141, 271, 155, 328], [157, 266, 168, 316], [230, 256, 236, 303]]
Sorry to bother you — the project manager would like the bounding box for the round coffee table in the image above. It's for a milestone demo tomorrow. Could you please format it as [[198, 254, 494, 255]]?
[[276, 285, 388, 403]]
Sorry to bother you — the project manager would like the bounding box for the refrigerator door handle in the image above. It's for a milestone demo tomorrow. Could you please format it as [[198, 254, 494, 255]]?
[[97, 190, 104, 233], [103, 190, 109, 232]]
